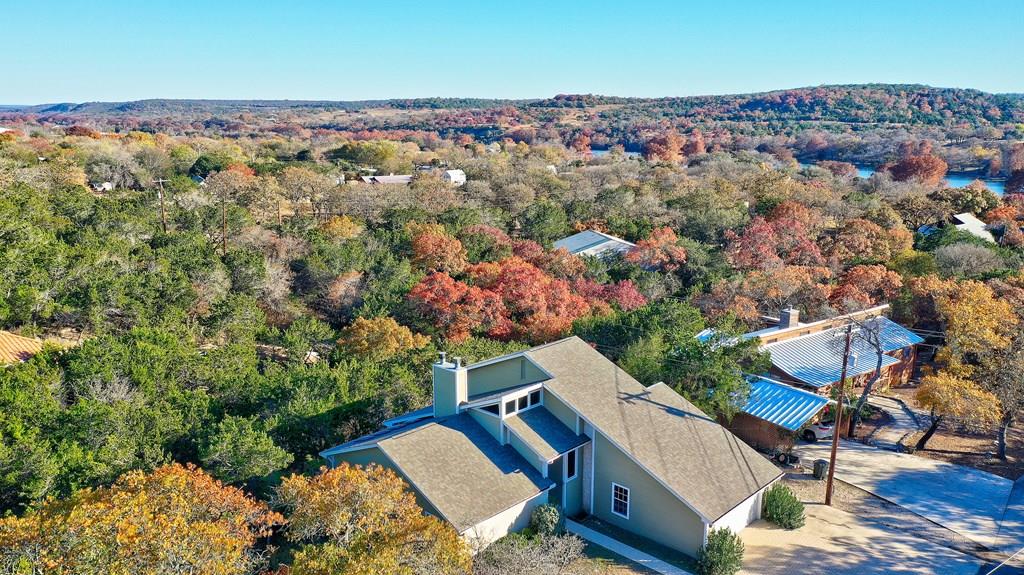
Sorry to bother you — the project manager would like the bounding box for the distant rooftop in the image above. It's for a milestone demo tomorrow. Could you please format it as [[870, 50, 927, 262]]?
[[552, 230, 634, 258]]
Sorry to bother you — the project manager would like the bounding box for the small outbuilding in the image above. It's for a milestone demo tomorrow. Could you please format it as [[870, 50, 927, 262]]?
[[442, 169, 467, 186]]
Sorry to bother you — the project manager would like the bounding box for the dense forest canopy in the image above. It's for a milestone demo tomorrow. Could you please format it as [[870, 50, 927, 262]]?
[[2, 83, 1024, 573]]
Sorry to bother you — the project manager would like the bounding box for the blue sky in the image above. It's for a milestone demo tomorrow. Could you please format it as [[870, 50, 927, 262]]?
[[4, 0, 1022, 103]]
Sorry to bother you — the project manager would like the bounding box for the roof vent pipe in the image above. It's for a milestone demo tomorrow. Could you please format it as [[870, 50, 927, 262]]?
[[453, 356, 463, 368], [438, 351, 447, 365]]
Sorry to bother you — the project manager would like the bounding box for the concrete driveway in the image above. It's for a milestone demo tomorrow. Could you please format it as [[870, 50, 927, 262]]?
[[796, 440, 1015, 550], [740, 504, 981, 575]]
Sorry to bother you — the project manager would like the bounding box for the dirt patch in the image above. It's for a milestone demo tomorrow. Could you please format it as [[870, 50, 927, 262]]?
[[911, 422, 1024, 480], [888, 385, 1024, 480], [849, 406, 893, 442]]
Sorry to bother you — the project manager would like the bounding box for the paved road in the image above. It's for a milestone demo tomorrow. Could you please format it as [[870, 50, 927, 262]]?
[[796, 440, 1015, 550], [866, 395, 922, 450], [740, 504, 980, 575]]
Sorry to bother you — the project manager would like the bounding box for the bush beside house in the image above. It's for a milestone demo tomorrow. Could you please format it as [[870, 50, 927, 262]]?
[[696, 528, 744, 575], [762, 483, 806, 529]]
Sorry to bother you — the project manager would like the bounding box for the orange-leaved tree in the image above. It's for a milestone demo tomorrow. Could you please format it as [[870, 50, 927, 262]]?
[[337, 316, 429, 360], [0, 463, 282, 575], [275, 464, 471, 575]]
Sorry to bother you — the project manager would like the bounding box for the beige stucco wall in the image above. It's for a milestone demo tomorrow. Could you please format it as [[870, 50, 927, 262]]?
[[591, 432, 707, 557], [711, 484, 769, 535], [543, 392, 579, 431], [507, 428, 546, 474], [461, 490, 549, 549], [467, 357, 547, 397], [468, 408, 503, 443]]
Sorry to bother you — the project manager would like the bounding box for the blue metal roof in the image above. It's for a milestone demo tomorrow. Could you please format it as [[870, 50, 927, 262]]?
[[742, 377, 831, 431], [764, 317, 922, 388]]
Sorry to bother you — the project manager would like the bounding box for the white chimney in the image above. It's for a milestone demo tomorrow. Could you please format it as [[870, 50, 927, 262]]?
[[779, 307, 800, 329], [432, 352, 467, 418]]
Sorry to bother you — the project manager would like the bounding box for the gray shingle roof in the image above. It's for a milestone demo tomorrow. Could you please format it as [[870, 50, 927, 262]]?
[[763, 317, 922, 388], [504, 407, 590, 461], [376, 414, 552, 532], [526, 337, 782, 522]]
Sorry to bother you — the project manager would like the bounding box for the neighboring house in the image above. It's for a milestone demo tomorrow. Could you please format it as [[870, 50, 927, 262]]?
[[0, 330, 43, 366], [442, 169, 467, 186], [919, 212, 995, 243], [359, 174, 414, 185], [553, 230, 635, 259], [727, 376, 832, 450], [745, 306, 922, 394], [321, 337, 781, 554]]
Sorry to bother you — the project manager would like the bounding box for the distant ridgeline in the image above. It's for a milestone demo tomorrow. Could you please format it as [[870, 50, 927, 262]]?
[[3, 85, 1024, 151]]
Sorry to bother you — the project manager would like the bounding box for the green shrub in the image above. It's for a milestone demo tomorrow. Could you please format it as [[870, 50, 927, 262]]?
[[529, 504, 562, 536], [696, 528, 744, 575], [762, 483, 805, 529]]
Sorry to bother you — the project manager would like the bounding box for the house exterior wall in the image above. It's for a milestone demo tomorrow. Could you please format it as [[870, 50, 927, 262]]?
[[591, 432, 706, 557], [469, 408, 503, 443], [467, 357, 547, 397], [543, 391, 579, 431], [725, 413, 794, 451], [507, 428, 546, 474], [711, 485, 769, 535], [562, 453, 583, 517], [461, 490, 549, 548]]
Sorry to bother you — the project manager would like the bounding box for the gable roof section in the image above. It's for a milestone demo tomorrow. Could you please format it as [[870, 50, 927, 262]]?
[[504, 406, 590, 462], [324, 413, 552, 533], [742, 377, 832, 431], [526, 337, 781, 522], [763, 317, 922, 388], [553, 230, 635, 257], [378, 414, 553, 533], [0, 331, 43, 365], [951, 212, 996, 242]]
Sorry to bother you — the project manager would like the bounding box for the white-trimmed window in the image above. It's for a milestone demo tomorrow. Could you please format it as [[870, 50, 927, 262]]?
[[611, 483, 630, 519], [564, 448, 578, 481]]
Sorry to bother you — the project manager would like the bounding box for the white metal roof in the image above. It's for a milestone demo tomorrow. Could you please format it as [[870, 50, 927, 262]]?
[[552, 230, 634, 257]]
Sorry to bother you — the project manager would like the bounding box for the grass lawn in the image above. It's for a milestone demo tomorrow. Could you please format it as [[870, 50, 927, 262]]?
[[577, 516, 698, 572], [576, 541, 660, 574]]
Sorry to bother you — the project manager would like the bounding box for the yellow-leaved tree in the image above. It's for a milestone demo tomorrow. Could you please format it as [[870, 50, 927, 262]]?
[[914, 372, 1000, 450], [275, 464, 471, 575], [0, 463, 282, 575], [337, 316, 429, 361]]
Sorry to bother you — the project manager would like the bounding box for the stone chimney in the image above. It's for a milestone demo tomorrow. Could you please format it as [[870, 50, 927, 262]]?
[[432, 352, 467, 418], [779, 307, 800, 329]]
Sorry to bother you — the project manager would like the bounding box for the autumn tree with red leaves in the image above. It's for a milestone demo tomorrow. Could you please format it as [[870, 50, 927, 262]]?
[[407, 222, 468, 274], [643, 130, 684, 163], [886, 141, 948, 186], [625, 227, 688, 271], [830, 264, 903, 312]]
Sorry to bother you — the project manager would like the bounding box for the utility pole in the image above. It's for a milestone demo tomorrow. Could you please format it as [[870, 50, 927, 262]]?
[[825, 323, 854, 506], [153, 178, 169, 234]]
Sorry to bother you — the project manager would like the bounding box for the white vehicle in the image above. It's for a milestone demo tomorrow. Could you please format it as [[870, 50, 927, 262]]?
[[801, 421, 834, 443]]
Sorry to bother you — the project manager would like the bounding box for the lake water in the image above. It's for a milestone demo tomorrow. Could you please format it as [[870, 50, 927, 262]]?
[[806, 163, 1007, 195]]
